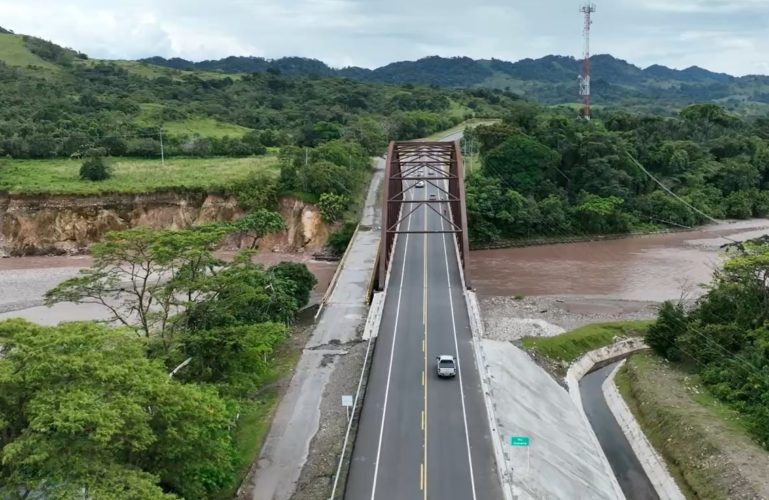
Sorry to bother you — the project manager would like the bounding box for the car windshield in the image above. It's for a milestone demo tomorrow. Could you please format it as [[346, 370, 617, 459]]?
[[439, 360, 454, 367]]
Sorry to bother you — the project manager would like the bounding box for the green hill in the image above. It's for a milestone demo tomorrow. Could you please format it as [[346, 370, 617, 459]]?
[[0, 33, 60, 72], [0, 29, 517, 161]]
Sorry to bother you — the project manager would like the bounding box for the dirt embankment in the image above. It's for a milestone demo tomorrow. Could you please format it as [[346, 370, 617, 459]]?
[[619, 353, 769, 500], [0, 193, 330, 256]]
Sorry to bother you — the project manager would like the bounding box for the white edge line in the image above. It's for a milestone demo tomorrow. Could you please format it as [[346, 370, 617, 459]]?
[[329, 321, 375, 498], [370, 182, 414, 500], [440, 225, 478, 499], [438, 169, 478, 500]]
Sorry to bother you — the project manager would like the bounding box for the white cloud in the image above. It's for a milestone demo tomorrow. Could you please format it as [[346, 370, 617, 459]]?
[[0, 0, 767, 75]]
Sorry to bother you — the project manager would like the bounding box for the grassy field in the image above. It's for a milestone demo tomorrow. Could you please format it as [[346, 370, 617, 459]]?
[[616, 352, 769, 499], [0, 33, 59, 71], [0, 156, 278, 195], [521, 320, 653, 363], [164, 118, 252, 138], [134, 104, 252, 138]]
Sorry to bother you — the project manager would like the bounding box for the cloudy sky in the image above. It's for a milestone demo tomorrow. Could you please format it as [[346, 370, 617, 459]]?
[[1, 0, 768, 75]]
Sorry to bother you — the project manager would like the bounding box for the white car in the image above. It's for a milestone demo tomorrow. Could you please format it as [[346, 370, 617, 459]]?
[[416, 181, 425, 188], [436, 355, 457, 377]]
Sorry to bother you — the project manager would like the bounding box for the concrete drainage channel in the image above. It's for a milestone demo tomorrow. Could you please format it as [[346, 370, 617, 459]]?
[[569, 341, 685, 500]]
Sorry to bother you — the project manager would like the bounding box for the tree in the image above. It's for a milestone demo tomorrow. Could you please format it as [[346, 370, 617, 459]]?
[[269, 261, 317, 309], [575, 194, 628, 234], [232, 209, 286, 249], [300, 160, 351, 196], [0, 320, 235, 499], [482, 134, 561, 196], [646, 301, 687, 361], [45, 225, 229, 348], [313, 139, 370, 171], [80, 155, 112, 181], [318, 192, 349, 222], [182, 253, 303, 328], [178, 323, 289, 396]]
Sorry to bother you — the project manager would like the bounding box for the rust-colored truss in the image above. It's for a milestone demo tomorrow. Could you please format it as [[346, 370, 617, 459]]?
[[377, 141, 471, 289]]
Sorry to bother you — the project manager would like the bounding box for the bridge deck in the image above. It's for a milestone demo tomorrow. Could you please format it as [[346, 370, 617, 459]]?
[[346, 144, 501, 500]]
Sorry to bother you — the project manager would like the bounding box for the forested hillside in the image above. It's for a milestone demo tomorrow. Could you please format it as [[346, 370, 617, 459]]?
[[0, 30, 517, 160], [463, 103, 769, 245], [142, 53, 769, 114]]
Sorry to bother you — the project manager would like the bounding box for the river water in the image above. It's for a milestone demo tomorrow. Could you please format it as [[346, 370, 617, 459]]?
[[0, 252, 337, 324], [470, 219, 769, 301]]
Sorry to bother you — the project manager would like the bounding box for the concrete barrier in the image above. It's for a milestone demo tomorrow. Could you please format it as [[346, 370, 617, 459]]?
[[603, 361, 685, 500], [314, 223, 361, 321], [466, 290, 515, 500]]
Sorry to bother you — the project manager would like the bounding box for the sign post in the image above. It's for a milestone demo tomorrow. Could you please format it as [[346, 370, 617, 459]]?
[[510, 436, 531, 474], [342, 395, 353, 422]]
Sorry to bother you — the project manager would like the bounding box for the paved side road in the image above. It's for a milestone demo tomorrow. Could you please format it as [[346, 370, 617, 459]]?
[[247, 158, 384, 500]]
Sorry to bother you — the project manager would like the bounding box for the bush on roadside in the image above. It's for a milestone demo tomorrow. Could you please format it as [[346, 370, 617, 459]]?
[[647, 301, 687, 361], [327, 222, 357, 255]]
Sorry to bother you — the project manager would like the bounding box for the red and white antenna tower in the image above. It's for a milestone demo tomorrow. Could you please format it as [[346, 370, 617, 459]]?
[[579, 2, 596, 120]]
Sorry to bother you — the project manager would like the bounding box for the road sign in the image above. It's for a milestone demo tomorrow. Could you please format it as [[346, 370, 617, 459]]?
[[342, 395, 353, 407], [510, 436, 530, 447]]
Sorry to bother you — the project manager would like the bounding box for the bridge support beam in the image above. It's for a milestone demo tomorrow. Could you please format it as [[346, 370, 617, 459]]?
[[377, 141, 471, 290]]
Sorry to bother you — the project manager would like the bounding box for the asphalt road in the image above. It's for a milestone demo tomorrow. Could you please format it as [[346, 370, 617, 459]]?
[[346, 148, 502, 500], [581, 363, 658, 500]]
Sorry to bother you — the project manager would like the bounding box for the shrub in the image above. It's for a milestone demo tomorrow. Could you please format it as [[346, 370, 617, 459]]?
[[647, 301, 687, 361], [327, 222, 357, 255], [318, 193, 350, 222], [79, 155, 112, 181]]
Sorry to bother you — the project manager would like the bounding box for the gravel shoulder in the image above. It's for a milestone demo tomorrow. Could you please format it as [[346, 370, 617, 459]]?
[[290, 340, 370, 500], [480, 295, 659, 341]]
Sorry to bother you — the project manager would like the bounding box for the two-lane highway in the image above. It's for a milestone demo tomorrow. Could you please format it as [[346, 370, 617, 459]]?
[[346, 148, 501, 499]]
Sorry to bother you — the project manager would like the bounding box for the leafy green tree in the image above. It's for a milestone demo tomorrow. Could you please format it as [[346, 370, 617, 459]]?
[[344, 117, 388, 155], [179, 323, 288, 396], [575, 194, 628, 234], [45, 226, 229, 348], [182, 253, 302, 328], [300, 160, 351, 195], [269, 261, 318, 309], [0, 320, 235, 499], [232, 209, 286, 249], [536, 195, 572, 235], [482, 134, 561, 196], [318, 192, 350, 222], [646, 301, 687, 360], [313, 139, 370, 171], [232, 172, 278, 211], [724, 191, 753, 219]]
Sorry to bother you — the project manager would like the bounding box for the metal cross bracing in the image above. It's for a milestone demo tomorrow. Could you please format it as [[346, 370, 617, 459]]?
[[377, 141, 471, 290]]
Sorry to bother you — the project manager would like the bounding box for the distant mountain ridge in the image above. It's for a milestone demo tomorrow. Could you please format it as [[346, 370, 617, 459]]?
[[140, 53, 738, 86], [139, 53, 769, 111]]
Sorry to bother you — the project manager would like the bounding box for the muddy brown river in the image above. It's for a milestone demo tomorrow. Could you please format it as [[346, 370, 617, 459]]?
[[470, 220, 769, 301]]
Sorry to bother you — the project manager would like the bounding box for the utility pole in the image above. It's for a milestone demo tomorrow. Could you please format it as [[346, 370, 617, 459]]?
[[579, 3, 597, 120], [159, 128, 165, 166]]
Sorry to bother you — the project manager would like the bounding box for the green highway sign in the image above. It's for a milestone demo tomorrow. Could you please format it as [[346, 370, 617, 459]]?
[[510, 436, 530, 447]]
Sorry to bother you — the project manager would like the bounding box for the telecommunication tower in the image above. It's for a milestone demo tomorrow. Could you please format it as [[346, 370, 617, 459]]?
[[579, 2, 596, 119]]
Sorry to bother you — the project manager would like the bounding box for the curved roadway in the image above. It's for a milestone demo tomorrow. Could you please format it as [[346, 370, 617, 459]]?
[[346, 147, 502, 500]]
